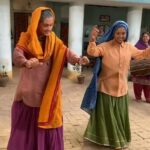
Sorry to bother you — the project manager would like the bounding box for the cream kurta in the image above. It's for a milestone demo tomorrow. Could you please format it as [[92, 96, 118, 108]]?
[[87, 40, 150, 97]]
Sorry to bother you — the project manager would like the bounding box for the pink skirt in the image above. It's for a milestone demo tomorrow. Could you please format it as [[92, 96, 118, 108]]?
[[7, 101, 64, 150]]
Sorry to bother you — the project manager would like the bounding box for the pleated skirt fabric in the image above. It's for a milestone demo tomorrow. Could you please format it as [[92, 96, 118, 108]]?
[[7, 101, 64, 150], [84, 92, 131, 149]]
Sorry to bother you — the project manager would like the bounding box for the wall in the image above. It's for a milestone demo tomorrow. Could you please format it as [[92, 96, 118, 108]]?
[[141, 9, 150, 32], [84, 5, 127, 26], [12, 0, 52, 11]]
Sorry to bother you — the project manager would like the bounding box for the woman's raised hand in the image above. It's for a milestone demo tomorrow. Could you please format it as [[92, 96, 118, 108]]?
[[89, 25, 99, 42]]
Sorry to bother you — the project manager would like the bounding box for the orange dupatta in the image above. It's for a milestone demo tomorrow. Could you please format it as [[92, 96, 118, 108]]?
[[17, 7, 67, 128]]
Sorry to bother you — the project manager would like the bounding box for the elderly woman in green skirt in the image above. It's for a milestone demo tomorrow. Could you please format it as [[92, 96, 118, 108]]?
[[83, 20, 150, 150]]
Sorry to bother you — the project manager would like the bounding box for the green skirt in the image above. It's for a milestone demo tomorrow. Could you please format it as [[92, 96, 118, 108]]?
[[84, 92, 131, 149]]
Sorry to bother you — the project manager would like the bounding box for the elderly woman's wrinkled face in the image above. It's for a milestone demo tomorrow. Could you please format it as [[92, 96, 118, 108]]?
[[114, 27, 126, 44], [37, 17, 54, 36], [142, 33, 150, 43]]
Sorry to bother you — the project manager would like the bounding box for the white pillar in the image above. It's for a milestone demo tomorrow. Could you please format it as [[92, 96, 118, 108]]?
[[68, 3, 84, 71], [0, 0, 12, 78], [127, 7, 143, 45]]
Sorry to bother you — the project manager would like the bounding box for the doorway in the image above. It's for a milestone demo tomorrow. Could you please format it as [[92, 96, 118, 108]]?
[[14, 12, 31, 46]]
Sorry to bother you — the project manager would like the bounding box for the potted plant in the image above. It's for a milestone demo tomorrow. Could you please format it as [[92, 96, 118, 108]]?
[[0, 65, 9, 87], [73, 63, 85, 84]]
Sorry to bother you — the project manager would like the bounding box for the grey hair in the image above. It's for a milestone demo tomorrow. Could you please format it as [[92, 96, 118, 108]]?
[[40, 9, 54, 23]]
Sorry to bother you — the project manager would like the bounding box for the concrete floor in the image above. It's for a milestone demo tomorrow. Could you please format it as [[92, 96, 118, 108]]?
[[0, 67, 150, 150]]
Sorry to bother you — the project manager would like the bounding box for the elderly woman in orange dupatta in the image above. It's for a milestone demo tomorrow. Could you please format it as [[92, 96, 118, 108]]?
[[7, 7, 89, 150]]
